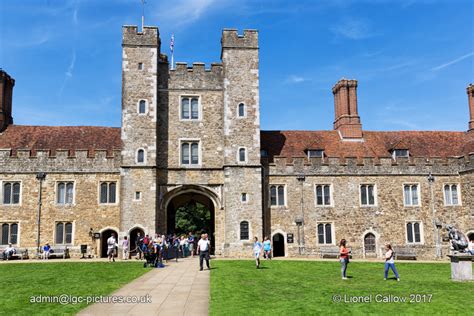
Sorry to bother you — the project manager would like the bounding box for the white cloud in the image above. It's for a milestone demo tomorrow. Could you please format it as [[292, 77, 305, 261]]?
[[431, 52, 474, 71], [330, 17, 376, 40], [154, 0, 218, 28], [285, 75, 306, 84]]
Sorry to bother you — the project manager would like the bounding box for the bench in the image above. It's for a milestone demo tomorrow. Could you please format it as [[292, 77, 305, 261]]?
[[1, 248, 29, 260], [319, 246, 353, 259], [46, 247, 70, 259], [393, 246, 417, 260]]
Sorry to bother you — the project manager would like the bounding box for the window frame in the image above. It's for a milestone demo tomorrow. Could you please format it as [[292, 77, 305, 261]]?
[[134, 191, 142, 202], [98, 181, 118, 205], [1, 181, 22, 206], [136, 148, 146, 164], [55, 181, 75, 206], [138, 62, 144, 70], [307, 149, 324, 159], [241, 193, 248, 203], [405, 221, 424, 244], [443, 183, 461, 206], [54, 221, 74, 245], [137, 99, 148, 115], [237, 102, 246, 118], [237, 147, 247, 163], [403, 183, 421, 207], [316, 222, 335, 245], [179, 95, 201, 121], [270, 184, 286, 207], [239, 220, 250, 241], [179, 139, 201, 167], [392, 149, 410, 159], [359, 183, 377, 207], [0, 222, 19, 245], [314, 184, 333, 207]]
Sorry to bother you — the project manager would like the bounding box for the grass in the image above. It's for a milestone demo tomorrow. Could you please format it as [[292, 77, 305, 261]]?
[[210, 260, 473, 315], [0, 261, 149, 315]]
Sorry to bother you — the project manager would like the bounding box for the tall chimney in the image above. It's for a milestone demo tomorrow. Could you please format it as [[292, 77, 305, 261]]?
[[332, 78, 362, 139], [468, 84, 474, 131], [0, 70, 14, 132]]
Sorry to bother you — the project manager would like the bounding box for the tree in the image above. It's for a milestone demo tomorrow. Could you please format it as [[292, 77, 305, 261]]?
[[174, 202, 211, 236]]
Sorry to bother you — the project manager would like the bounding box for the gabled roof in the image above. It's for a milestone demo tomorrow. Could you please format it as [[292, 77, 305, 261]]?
[[260, 130, 472, 159], [0, 125, 121, 156]]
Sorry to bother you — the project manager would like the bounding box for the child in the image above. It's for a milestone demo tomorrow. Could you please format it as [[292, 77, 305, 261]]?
[[384, 244, 400, 281], [253, 237, 263, 268], [263, 236, 271, 260], [122, 236, 129, 260]]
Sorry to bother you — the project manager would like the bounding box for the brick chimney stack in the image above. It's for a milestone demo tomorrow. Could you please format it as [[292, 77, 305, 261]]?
[[332, 78, 362, 139], [0, 70, 15, 133], [467, 84, 474, 131]]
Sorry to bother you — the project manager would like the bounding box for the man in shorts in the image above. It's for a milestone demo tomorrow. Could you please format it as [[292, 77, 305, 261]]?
[[107, 233, 117, 262]]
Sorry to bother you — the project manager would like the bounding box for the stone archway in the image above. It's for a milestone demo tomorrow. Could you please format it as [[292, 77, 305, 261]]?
[[161, 185, 219, 255], [100, 228, 118, 258]]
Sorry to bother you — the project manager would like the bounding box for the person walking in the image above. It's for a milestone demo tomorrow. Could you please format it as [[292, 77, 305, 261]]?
[[122, 236, 129, 260], [107, 233, 117, 262], [254, 237, 263, 268], [188, 232, 195, 257], [197, 234, 211, 271], [339, 239, 350, 279], [263, 236, 271, 260], [135, 232, 143, 260], [384, 244, 400, 281]]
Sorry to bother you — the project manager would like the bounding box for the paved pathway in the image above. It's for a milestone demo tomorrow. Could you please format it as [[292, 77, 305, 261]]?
[[79, 257, 209, 316]]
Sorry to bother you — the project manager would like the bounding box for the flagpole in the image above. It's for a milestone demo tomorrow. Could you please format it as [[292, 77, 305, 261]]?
[[141, 0, 145, 32], [170, 34, 175, 70]]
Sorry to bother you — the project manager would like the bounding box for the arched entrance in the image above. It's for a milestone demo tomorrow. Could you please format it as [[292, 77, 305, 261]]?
[[364, 233, 376, 258], [163, 186, 217, 254], [272, 233, 285, 257], [101, 229, 118, 258], [129, 227, 145, 257], [467, 231, 474, 242]]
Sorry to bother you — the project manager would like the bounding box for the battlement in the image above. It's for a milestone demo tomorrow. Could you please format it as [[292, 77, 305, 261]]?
[[264, 153, 474, 175], [168, 62, 224, 90], [122, 25, 160, 47], [0, 149, 121, 173], [221, 29, 258, 49], [0, 69, 15, 86]]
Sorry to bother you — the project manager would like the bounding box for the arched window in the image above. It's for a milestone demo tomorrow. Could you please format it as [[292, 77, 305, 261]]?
[[138, 100, 147, 114], [56, 223, 64, 244], [240, 221, 249, 240], [10, 223, 18, 244], [239, 148, 246, 162], [238, 103, 245, 117], [137, 149, 145, 163], [181, 141, 200, 165]]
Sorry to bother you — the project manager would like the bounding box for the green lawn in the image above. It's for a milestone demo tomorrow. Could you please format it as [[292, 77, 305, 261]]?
[[210, 260, 473, 315], [0, 262, 149, 315]]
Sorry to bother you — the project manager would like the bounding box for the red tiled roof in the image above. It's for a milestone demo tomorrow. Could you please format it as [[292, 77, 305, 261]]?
[[0, 125, 121, 156], [261, 130, 473, 159]]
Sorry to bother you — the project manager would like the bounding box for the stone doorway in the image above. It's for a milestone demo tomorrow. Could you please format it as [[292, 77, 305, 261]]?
[[165, 188, 216, 254], [272, 233, 285, 257], [129, 227, 145, 257], [101, 229, 118, 258], [364, 233, 376, 258]]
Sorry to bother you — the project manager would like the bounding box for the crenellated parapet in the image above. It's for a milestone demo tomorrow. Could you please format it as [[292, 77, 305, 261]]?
[[0, 149, 121, 173], [221, 29, 258, 49], [122, 25, 160, 47], [168, 62, 223, 90], [263, 154, 474, 176]]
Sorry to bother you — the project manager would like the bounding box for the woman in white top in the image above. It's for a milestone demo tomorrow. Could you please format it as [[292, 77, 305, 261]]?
[[384, 244, 400, 281]]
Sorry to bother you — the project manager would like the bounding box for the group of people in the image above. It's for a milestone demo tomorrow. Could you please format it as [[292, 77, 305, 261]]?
[[133, 232, 198, 261], [338, 239, 400, 281]]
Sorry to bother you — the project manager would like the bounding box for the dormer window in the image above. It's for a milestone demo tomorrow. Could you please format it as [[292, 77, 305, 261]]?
[[308, 149, 324, 159], [392, 149, 409, 159]]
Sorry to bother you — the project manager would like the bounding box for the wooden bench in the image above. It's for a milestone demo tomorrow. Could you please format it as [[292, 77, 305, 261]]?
[[46, 247, 70, 259], [1, 248, 28, 260], [393, 246, 417, 260], [319, 246, 353, 259]]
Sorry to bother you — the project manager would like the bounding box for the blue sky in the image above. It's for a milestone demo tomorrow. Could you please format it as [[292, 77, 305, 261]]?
[[0, 0, 473, 131]]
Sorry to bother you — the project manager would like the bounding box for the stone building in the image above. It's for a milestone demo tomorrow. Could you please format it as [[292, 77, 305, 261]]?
[[0, 24, 472, 259]]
